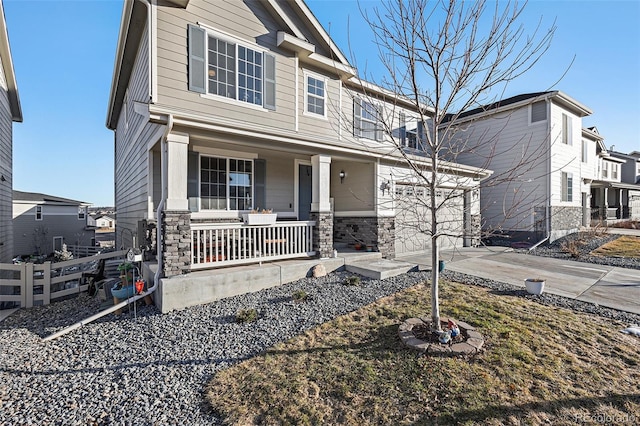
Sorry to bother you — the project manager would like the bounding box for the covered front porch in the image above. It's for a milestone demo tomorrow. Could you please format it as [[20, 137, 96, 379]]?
[[590, 181, 640, 225], [148, 131, 399, 276]]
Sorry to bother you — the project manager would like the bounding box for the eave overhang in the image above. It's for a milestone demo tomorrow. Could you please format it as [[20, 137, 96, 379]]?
[[0, 0, 22, 122]]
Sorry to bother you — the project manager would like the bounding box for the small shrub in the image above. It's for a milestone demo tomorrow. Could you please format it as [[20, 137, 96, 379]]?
[[292, 289, 308, 302], [344, 276, 361, 286], [560, 240, 581, 258], [236, 308, 258, 324]]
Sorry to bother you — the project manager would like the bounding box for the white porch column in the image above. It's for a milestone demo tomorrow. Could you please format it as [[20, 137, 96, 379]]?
[[165, 132, 189, 211], [617, 188, 622, 218], [310, 154, 332, 213]]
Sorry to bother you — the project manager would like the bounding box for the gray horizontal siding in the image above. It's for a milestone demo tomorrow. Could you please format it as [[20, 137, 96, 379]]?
[[0, 55, 13, 262]]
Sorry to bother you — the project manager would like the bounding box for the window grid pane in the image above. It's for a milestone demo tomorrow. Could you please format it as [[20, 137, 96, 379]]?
[[238, 46, 263, 105], [229, 159, 253, 210], [359, 101, 378, 140], [208, 36, 236, 99], [200, 156, 227, 210], [306, 76, 325, 115]]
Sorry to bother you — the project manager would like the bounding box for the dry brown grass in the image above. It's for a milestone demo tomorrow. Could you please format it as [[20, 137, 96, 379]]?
[[206, 282, 640, 425], [591, 236, 640, 259]]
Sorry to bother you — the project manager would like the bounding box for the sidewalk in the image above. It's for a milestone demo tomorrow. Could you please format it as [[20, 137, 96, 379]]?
[[399, 247, 640, 315]]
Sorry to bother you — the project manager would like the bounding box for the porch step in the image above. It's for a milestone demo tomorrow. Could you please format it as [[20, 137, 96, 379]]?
[[345, 258, 418, 280]]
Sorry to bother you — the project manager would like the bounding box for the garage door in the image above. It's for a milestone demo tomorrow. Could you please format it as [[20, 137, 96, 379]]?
[[394, 186, 464, 257]]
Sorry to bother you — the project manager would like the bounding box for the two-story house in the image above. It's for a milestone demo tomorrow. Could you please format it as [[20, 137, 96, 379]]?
[[12, 191, 95, 257], [106, 0, 489, 311], [0, 0, 22, 263], [592, 147, 640, 222], [444, 91, 594, 244]]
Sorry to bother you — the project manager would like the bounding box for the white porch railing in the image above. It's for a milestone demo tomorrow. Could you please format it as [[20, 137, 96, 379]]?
[[191, 221, 316, 269]]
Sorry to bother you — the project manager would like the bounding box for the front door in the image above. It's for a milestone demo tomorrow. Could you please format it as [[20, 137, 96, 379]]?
[[298, 164, 312, 220]]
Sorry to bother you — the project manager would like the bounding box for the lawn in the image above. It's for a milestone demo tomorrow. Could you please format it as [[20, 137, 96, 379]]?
[[206, 282, 640, 425], [591, 235, 640, 259]]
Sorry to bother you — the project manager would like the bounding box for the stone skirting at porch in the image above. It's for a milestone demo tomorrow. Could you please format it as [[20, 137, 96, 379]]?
[[334, 216, 395, 259], [162, 210, 191, 277], [310, 211, 333, 258]]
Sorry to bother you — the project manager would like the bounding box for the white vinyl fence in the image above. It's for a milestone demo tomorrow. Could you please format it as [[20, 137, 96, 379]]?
[[0, 250, 127, 309]]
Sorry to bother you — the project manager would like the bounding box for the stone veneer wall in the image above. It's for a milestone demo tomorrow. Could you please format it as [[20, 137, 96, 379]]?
[[334, 216, 395, 259], [550, 206, 582, 231], [162, 210, 191, 277], [310, 211, 334, 258]]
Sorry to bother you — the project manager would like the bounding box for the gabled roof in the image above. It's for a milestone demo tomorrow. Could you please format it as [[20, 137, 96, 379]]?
[[106, 0, 357, 129], [444, 91, 592, 124], [0, 0, 22, 122], [13, 190, 90, 206]]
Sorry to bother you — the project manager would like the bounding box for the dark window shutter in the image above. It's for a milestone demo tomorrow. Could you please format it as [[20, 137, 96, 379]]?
[[188, 25, 206, 94], [187, 151, 199, 211], [353, 100, 361, 137], [264, 54, 276, 110], [254, 159, 266, 210]]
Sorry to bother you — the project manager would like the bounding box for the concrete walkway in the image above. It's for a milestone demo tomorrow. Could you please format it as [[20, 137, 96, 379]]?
[[399, 247, 640, 315]]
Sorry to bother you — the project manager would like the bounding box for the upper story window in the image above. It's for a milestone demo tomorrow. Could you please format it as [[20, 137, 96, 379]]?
[[399, 112, 422, 150], [581, 139, 588, 163], [612, 163, 618, 179], [602, 161, 609, 178], [354, 99, 383, 141], [35, 205, 43, 221], [188, 25, 276, 110], [530, 101, 547, 123], [561, 172, 573, 202], [562, 113, 572, 145], [78, 207, 86, 220], [304, 72, 327, 117]]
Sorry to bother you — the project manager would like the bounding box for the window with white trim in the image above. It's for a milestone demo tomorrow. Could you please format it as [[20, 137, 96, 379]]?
[[562, 113, 572, 145], [561, 172, 573, 202], [78, 207, 86, 220], [602, 161, 609, 178], [530, 101, 547, 123], [35, 205, 42, 221], [354, 99, 383, 140], [188, 25, 276, 110], [305, 72, 326, 117], [581, 139, 588, 163], [612, 163, 618, 179], [200, 156, 253, 211]]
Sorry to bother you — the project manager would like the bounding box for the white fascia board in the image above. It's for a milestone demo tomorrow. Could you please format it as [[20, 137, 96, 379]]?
[[553, 91, 592, 117], [582, 127, 604, 141], [106, 0, 134, 129], [293, 0, 350, 66], [306, 52, 356, 79], [277, 31, 314, 55], [0, 0, 22, 122], [267, 0, 306, 40]]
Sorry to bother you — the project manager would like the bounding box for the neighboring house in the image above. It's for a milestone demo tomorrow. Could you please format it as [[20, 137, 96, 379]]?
[[95, 215, 115, 229], [106, 0, 488, 310], [0, 0, 22, 263], [591, 148, 640, 222], [12, 191, 95, 257], [445, 91, 594, 243]]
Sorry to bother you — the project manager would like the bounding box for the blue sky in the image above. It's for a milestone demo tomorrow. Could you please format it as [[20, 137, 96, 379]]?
[[4, 0, 639, 207]]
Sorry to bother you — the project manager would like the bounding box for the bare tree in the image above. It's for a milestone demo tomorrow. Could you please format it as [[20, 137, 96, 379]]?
[[342, 0, 556, 331]]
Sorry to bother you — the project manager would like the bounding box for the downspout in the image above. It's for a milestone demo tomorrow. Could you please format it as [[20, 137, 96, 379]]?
[[43, 116, 173, 342], [530, 98, 552, 251]]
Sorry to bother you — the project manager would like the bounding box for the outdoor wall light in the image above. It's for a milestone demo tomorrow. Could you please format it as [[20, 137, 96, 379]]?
[[339, 170, 346, 184]]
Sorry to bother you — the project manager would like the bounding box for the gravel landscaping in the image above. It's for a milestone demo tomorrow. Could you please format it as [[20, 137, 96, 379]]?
[[523, 232, 640, 270], [2, 251, 639, 425]]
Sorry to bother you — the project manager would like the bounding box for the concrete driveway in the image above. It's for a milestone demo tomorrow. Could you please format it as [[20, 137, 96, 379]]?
[[399, 247, 640, 315]]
